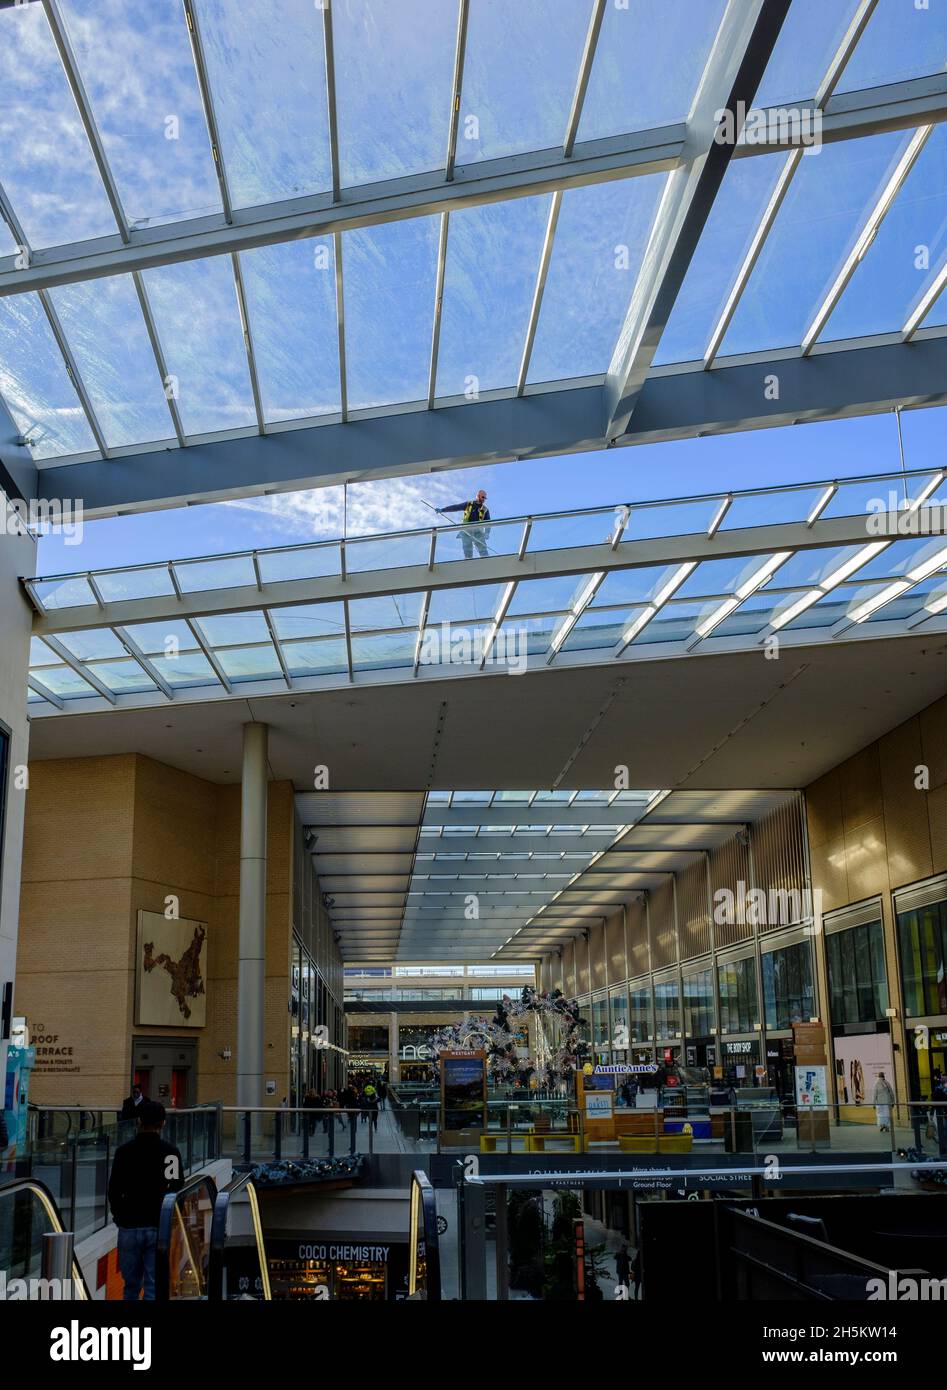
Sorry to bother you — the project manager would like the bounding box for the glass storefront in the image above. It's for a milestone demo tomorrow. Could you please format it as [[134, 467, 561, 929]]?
[[591, 994, 610, 1062], [609, 983, 629, 1059], [718, 956, 759, 1033], [761, 939, 814, 1029], [629, 982, 652, 1044], [898, 897, 947, 1018], [683, 967, 714, 1037], [825, 918, 888, 1025], [654, 977, 680, 1040]]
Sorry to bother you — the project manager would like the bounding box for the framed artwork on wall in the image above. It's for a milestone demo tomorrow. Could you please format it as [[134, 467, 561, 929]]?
[[135, 910, 208, 1028]]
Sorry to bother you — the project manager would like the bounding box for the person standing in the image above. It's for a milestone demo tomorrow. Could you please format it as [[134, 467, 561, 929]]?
[[119, 1083, 144, 1122], [614, 1244, 632, 1295], [873, 1071, 895, 1132], [438, 490, 491, 560], [107, 1101, 183, 1301]]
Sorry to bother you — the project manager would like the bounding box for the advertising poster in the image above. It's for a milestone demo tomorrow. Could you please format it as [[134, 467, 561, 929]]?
[[440, 1051, 486, 1131], [795, 1063, 828, 1108], [832, 1032, 894, 1113], [585, 1090, 613, 1119]]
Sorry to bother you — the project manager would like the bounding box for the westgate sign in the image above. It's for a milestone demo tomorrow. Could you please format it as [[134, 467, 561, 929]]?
[[594, 1064, 658, 1076]]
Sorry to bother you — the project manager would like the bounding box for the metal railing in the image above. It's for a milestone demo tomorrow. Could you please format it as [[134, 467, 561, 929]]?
[[21, 1106, 221, 1244]]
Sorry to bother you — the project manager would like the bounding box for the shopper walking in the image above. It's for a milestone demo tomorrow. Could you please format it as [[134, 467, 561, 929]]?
[[873, 1071, 895, 1132], [107, 1101, 183, 1301]]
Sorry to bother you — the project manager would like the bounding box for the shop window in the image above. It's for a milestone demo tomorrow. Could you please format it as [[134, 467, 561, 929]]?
[[761, 940, 814, 1030], [826, 919, 888, 1026], [717, 957, 758, 1033], [898, 900, 947, 1018]]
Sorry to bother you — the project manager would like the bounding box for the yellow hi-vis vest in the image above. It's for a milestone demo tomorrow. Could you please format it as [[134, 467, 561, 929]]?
[[462, 501, 488, 524]]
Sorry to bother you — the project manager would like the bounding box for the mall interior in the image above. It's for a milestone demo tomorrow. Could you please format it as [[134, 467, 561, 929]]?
[[6, 0, 947, 1306]]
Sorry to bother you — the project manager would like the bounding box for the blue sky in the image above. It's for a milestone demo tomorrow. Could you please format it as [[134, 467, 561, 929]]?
[[35, 403, 946, 574], [0, 0, 945, 574]]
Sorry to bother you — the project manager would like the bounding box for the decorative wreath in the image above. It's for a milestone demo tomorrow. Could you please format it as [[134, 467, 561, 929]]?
[[429, 986, 591, 1087]]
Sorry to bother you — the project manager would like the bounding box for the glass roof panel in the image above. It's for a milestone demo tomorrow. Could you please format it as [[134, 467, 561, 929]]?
[[630, 601, 707, 644], [31, 575, 96, 610], [436, 196, 550, 398], [527, 508, 618, 552], [0, 3, 117, 248], [196, 0, 331, 208], [350, 632, 417, 670], [215, 642, 283, 681], [720, 130, 917, 356], [836, 0, 947, 91], [528, 174, 668, 383], [458, 0, 587, 163], [31, 665, 98, 698], [653, 151, 787, 366], [197, 611, 270, 646], [346, 531, 433, 573], [148, 652, 219, 687], [0, 295, 97, 460], [257, 545, 341, 584], [825, 474, 914, 517], [579, 0, 726, 141], [709, 588, 791, 638], [93, 566, 175, 603], [427, 585, 504, 625], [855, 535, 947, 581], [676, 555, 778, 599], [85, 658, 157, 694], [780, 581, 867, 629], [281, 637, 349, 676], [239, 242, 340, 422], [343, 218, 438, 409], [507, 575, 585, 615], [590, 565, 683, 608], [269, 603, 346, 640], [141, 257, 255, 434], [121, 619, 200, 655], [560, 608, 629, 653], [333, 0, 456, 187], [56, 629, 127, 662], [30, 638, 57, 667], [863, 576, 942, 624], [770, 543, 867, 589], [434, 517, 523, 563], [824, 125, 947, 341], [754, 0, 864, 107], [57, 0, 220, 228], [173, 554, 257, 593], [349, 593, 424, 630], [622, 497, 723, 541], [47, 275, 174, 448], [721, 486, 824, 532], [495, 615, 556, 656]]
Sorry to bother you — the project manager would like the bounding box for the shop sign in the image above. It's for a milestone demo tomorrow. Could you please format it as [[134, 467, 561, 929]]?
[[399, 1044, 434, 1060], [30, 1024, 79, 1076], [724, 1040, 755, 1055], [297, 1244, 391, 1263], [594, 1063, 657, 1075]]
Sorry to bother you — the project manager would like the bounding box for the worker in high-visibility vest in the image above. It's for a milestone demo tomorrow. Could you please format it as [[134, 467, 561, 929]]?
[[438, 489, 491, 559]]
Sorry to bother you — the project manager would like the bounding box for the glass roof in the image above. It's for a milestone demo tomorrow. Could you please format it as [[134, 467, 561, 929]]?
[[2, 0, 946, 466], [24, 466, 947, 710]]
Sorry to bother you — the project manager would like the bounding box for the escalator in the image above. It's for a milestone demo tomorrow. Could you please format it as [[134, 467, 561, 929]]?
[[0, 1177, 92, 1299], [155, 1170, 271, 1300]]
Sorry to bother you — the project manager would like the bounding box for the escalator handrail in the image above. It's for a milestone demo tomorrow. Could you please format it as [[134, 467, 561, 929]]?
[[409, 1169, 442, 1301], [155, 1171, 218, 1301], [0, 1175, 91, 1299], [209, 1172, 272, 1301]]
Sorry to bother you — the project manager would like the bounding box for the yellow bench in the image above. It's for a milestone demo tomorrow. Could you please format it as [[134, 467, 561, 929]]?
[[524, 1134, 582, 1153], [618, 1133, 693, 1154]]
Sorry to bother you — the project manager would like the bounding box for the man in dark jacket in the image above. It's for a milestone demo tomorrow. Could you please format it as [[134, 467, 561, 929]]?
[[119, 1083, 144, 1122], [107, 1100, 183, 1300], [438, 490, 491, 559]]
